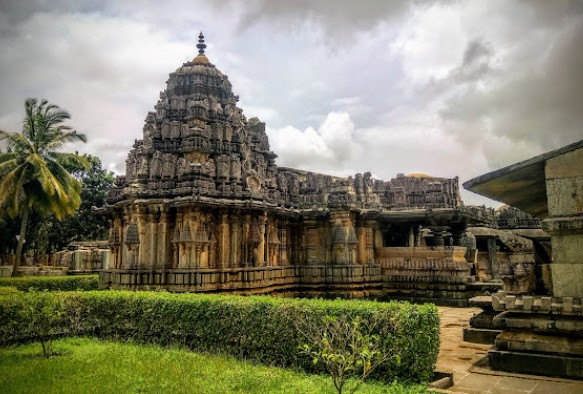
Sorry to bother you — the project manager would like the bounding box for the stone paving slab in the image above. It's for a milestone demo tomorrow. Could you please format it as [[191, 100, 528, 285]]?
[[434, 306, 583, 394]]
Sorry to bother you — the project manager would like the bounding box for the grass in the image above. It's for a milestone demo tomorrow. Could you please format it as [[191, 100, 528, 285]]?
[[0, 338, 429, 394]]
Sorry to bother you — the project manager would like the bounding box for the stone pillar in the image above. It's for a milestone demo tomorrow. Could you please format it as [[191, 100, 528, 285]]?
[[374, 227, 384, 249], [230, 216, 240, 267], [148, 211, 158, 269], [279, 226, 288, 265], [257, 213, 267, 265], [330, 211, 351, 265], [136, 207, 148, 268], [242, 215, 251, 266], [356, 226, 366, 264], [487, 238, 498, 279], [217, 213, 230, 269], [303, 219, 319, 265], [408, 226, 415, 247], [452, 227, 465, 247], [543, 148, 583, 297], [413, 225, 421, 247], [365, 223, 375, 264], [430, 226, 448, 247], [158, 208, 171, 268]]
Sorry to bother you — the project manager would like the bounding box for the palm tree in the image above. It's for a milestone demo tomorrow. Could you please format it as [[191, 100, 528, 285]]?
[[0, 98, 88, 276]]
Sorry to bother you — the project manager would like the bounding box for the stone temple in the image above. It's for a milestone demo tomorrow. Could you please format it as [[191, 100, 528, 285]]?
[[101, 34, 501, 304]]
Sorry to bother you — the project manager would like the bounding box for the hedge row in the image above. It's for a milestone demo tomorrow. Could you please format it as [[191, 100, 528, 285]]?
[[0, 291, 440, 382], [0, 275, 99, 291]]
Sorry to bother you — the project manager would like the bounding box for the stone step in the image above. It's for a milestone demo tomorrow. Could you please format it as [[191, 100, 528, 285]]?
[[463, 327, 501, 344], [495, 331, 583, 356], [489, 348, 583, 379]]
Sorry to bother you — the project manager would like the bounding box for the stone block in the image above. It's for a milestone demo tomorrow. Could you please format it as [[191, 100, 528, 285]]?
[[470, 311, 498, 329], [492, 293, 502, 310], [545, 176, 583, 217], [505, 295, 516, 310], [463, 327, 501, 344], [489, 348, 583, 379], [551, 233, 583, 264], [552, 264, 583, 297], [546, 147, 583, 179], [495, 331, 583, 355], [493, 312, 583, 334]]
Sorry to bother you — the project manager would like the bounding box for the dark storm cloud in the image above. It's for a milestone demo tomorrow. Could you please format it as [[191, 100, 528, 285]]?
[[439, 9, 583, 167], [236, 0, 455, 44]]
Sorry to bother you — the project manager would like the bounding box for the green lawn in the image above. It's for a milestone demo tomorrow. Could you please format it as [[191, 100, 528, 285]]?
[[0, 338, 428, 394]]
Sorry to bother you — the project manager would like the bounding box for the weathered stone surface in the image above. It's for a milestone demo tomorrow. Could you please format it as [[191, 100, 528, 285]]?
[[470, 311, 498, 329], [495, 331, 583, 355], [493, 311, 583, 334], [492, 292, 583, 315], [489, 349, 583, 379], [463, 327, 501, 344]]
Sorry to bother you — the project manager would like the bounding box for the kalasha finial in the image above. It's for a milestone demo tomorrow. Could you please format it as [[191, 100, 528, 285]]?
[[196, 32, 206, 55]]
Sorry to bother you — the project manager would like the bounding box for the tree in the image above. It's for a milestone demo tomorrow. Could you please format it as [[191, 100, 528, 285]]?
[[16, 291, 66, 358], [46, 154, 115, 251], [298, 315, 394, 394], [0, 98, 87, 276]]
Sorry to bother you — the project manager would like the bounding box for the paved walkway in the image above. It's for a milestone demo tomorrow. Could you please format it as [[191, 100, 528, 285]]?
[[435, 306, 583, 394]]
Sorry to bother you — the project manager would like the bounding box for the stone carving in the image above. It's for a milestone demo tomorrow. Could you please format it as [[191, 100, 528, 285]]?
[[277, 173, 288, 193], [203, 158, 216, 178], [170, 122, 181, 139], [230, 155, 241, 181], [246, 176, 261, 192], [217, 155, 229, 179], [162, 154, 176, 179], [176, 157, 187, 178], [161, 121, 171, 139], [150, 151, 162, 179], [137, 156, 149, 178]]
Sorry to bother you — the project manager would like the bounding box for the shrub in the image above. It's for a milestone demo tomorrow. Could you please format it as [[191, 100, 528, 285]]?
[[0, 286, 20, 297], [0, 291, 439, 383], [5, 291, 67, 357], [299, 314, 394, 394], [0, 275, 98, 292]]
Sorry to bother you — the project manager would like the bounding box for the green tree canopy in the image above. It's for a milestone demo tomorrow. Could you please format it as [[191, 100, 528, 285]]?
[[0, 98, 87, 276], [46, 154, 115, 251]]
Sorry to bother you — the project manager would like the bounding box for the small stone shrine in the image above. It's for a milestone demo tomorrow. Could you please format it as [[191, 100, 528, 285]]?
[[101, 34, 497, 304], [465, 139, 583, 379]]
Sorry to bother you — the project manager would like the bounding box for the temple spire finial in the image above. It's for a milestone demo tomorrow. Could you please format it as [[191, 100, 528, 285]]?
[[197, 32, 206, 55]]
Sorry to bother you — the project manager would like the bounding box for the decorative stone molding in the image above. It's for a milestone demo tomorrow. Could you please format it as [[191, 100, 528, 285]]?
[[492, 291, 583, 316]]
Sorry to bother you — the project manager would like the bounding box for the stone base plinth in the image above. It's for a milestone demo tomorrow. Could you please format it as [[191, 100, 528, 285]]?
[[463, 327, 501, 344], [100, 264, 498, 304], [487, 294, 583, 379], [495, 331, 583, 356], [489, 349, 583, 379], [463, 296, 501, 344]]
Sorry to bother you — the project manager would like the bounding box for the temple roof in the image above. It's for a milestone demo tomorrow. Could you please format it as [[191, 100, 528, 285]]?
[[463, 139, 583, 218]]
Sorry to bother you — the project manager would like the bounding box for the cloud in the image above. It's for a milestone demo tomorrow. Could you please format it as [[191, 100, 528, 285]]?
[[0, 10, 193, 172], [269, 112, 362, 171], [438, 6, 583, 167]]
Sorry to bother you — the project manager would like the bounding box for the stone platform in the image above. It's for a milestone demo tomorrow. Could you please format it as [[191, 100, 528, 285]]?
[[435, 306, 583, 393]]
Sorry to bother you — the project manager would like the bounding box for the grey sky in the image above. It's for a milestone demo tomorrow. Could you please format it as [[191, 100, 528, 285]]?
[[1, 0, 582, 207]]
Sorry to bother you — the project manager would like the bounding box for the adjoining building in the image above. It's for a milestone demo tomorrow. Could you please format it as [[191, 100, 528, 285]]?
[[101, 34, 501, 304], [464, 138, 583, 378]]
